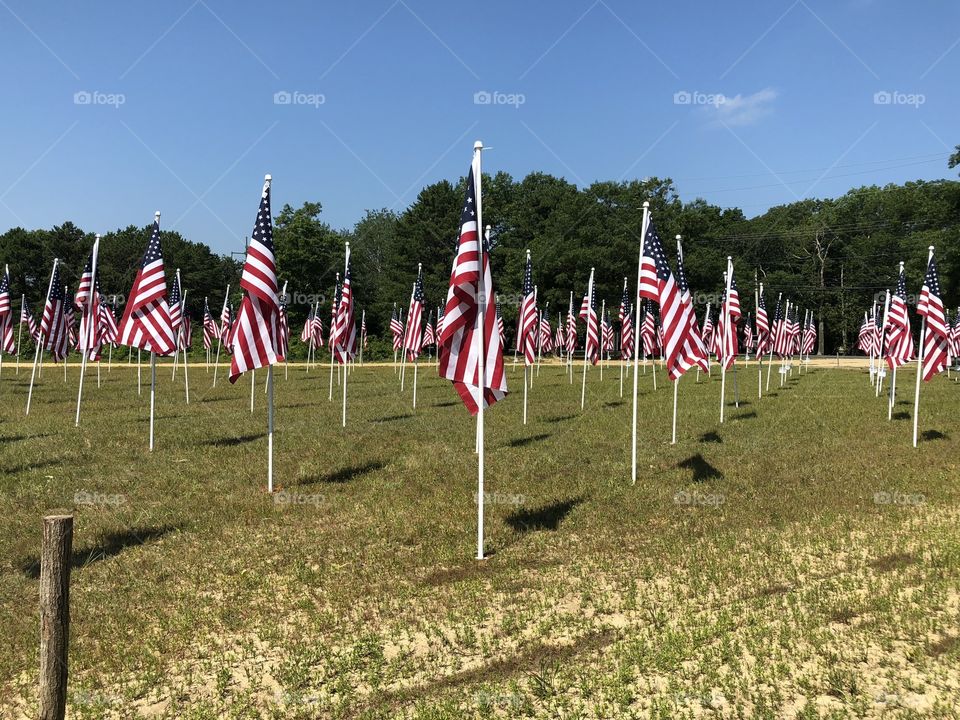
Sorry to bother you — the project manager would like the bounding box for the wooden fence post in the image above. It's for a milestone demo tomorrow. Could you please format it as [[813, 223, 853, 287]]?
[[39, 513, 73, 720]]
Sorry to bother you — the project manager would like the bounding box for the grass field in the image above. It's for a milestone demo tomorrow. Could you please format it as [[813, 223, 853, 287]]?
[[1, 356, 959, 718]]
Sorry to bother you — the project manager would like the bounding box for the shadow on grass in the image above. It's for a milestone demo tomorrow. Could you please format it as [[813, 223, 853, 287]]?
[[603, 400, 624, 408], [19, 525, 178, 578], [204, 433, 266, 447], [921, 429, 947, 441], [545, 414, 577, 424], [677, 454, 723, 483], [3, 457, 64, 474], [699, 431, 722, 444], [368, 629, 616, 710], [734, 411, 758, 420], [508, 433, 551, 448], [891, 411, 910, 421], [0, 433, 51, 445], [296, 460, 387, 486], [374, 413, 413, 423], [506, 496, 585, 534], [433, 401, 459, 408]]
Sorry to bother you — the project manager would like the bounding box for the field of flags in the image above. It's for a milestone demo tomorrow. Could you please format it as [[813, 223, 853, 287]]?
[[1, 143, 957, 562]]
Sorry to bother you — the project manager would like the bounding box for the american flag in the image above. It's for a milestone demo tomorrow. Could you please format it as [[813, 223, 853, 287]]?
[[360, 310, 367, 348], [579, 270, 600, 365], [916, 253, 949, 381], [75, 247, 103, 360], [950, 308, 960, 358], [701, 310, 714, 354], [0, 267, 14, 354], [168, 273, 183, 332], [802, 312, 817, 355], [771, 296, 791, 357], [882, 272, 915, 369], [517, 252, 537, 364], [180, 314, 192, 350], [229, 177, 282, 383], [744, 316, 754, 352], [20, 298, 38, 340], [99, 296, 119, 346], [640, 301, 657, 358], [601, 310, 614, 353], [437, 162, 507, 414], [39, 261, 70, 362], [301, 307, 313, 343], [422, 310, 435, 346], [311, 304, 324, 348], [118, 217, 176, 355], [618, 279, 629, 323], [390, 305, 404, 352], [638, 219, 706, 377], [64, 287, 76, 349], [554, 313, 565, 353], [539, 312, 553, 353], [671, 238, 709, 377], [755, 286, 770, 353], [219, 300, 233, 348], [715, 269, 741, 371], [565, 297, 577, 355], [621, 303, 635, 358], [858, 313, 873, 353], [333, 250, 356, 364], [328, 274, 341, 350], [788, 305, 801, 355], [203, 298, 218, 350], [403, 267, 424, 361], [496, 299, 506, 346]]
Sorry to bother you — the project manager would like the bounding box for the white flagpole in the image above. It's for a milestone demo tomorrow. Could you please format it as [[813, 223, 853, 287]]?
[[631, 202, 650, 485], [567, 292, 574, 384], [581, 268, 594, 411], [671, 377, 679, 445], [26, 258, 58, 416], [181, 289, 190, 404], [913, 247, 935, 448], [780, 300, 790, 387], [766, 293, 780, 392], [341, 245, 351, 426], [212, 285, 229, 387], [16, 294, 24, 374], [250, 369, 255, 413], [620, 280, 626, 398], [878, 287, 893, 418], [329, 273, 339, 400], [756, 282, 763, 398], [599, 298, 605, 382], [719, 260, 733, 423], [869, 299, 878, 385], [267, 364, 274, 492], [137, 349, 142, 394], [171, 270, 181, 382], [75, 236, 100, 426], [697, 301, 711, 383], [149, 351, 156, 451], [475, 144, 487, 560]]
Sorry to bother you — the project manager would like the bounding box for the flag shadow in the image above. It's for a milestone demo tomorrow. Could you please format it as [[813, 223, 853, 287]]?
[[505, 496, 585, 534], [508, 433, 551, 448], [18, 525, 177, 578], [677, 454, 723, 483], [204, 433, 266, 447], [295, 460, 387, 486], [699, 431, 722, 444]]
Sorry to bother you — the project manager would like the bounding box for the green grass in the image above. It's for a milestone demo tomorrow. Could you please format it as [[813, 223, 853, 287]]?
[[1, 357, 959, 718]]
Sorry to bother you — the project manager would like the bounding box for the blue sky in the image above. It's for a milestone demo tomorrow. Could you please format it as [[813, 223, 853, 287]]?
[[0, 0, 957, 254]]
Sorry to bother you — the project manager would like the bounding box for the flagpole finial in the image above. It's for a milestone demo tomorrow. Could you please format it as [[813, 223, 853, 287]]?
[[154, 211, 161, 221], [643, 200, 649, 208], [474, 140, 483, 151], [526, 248, 530, 259], [264, 174, 272, 183], [676, 234, 681, 240]]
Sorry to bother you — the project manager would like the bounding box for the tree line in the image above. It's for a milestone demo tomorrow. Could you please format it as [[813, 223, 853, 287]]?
[[1, 167, 958, 355]]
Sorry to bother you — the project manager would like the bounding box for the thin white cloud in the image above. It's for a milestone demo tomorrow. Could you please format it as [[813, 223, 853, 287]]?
[[710, 88, 778, 127]]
